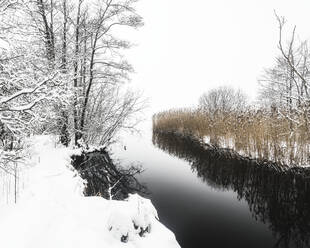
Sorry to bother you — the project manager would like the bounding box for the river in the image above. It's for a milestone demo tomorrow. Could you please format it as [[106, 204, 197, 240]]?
[[111, 126, 310, 248]]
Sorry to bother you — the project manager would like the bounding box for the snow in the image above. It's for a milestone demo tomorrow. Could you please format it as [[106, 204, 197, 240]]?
[[0, 135, 180, 248]]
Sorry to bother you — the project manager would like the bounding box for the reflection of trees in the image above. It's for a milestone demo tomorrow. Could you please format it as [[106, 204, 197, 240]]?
[[72, 149, 147, 200], [153, 131, 310, 248]]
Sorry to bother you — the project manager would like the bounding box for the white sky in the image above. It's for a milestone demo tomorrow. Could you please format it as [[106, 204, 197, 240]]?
[[122, 0, 310, 114]]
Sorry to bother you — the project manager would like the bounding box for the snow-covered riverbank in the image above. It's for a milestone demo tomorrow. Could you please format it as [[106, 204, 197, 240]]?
[[0, 136, 180, 248]]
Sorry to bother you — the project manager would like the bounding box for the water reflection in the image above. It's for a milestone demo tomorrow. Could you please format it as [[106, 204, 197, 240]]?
[[72, 149, 147, 200], [153, 131, 310, 248]]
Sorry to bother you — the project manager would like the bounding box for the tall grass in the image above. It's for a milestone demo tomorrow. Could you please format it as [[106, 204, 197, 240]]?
[[153, 109, 310, 166]]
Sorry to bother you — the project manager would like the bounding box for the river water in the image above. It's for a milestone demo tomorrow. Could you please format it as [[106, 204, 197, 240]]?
[[111, 127, 310, 248]]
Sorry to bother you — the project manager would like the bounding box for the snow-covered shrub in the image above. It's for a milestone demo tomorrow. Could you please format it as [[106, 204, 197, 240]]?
[[107, 194, 158, 243]]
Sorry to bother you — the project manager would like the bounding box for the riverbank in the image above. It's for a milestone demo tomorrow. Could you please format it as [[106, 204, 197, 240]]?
[[154, 130, 310, 174], [0, 135, 180, 248], [153, 109, 310, 167], [71, 148, 147, 200]]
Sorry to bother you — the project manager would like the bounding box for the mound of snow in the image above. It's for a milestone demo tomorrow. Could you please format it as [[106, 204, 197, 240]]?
[[107, 194, 159, 242]]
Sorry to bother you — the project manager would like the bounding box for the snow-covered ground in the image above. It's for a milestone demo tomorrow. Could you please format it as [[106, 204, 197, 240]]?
[[0, 136, 180, 248]]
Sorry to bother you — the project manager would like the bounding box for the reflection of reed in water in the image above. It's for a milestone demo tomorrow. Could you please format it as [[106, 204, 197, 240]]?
[[153, 131, 310, 248]]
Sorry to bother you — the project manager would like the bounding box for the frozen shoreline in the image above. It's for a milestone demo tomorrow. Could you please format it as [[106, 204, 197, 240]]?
[[154, 130, 310, 173], [0, 135, 180, 248]]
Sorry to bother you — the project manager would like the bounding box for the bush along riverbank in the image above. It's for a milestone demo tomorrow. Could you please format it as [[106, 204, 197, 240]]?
[[153, 108, 310, 169], [71, 148, 147, 200]]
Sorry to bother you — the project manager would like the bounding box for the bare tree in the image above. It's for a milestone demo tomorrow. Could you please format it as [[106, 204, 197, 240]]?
[[77, 0, 143, 145], [259, 13, 310, 134], [199, 86, 248, 115], [85, 85, 145, 145], [0, 0, 144, 151]]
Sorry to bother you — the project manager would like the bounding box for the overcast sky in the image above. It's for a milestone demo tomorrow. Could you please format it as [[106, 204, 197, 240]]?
[[122, 0, 310, 114]]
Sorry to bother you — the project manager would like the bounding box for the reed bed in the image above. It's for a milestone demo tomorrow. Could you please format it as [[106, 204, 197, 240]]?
[[153, 109, 310, 166]]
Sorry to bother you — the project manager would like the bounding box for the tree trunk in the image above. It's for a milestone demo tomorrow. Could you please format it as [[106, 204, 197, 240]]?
[[73, 0, 83, 145]]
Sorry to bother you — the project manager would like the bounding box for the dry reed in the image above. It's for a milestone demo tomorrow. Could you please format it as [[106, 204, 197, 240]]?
[[153, 108, 310, 166]]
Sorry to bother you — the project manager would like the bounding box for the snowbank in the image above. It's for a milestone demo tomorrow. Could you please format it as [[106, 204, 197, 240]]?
[[0, 136, 180, 248]]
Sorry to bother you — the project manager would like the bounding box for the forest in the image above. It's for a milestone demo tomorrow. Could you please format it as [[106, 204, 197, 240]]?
[[0, 0, 144, 172]]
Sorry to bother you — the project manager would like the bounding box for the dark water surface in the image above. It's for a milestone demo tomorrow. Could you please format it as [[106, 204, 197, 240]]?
[[111, 129, 310, 248]]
